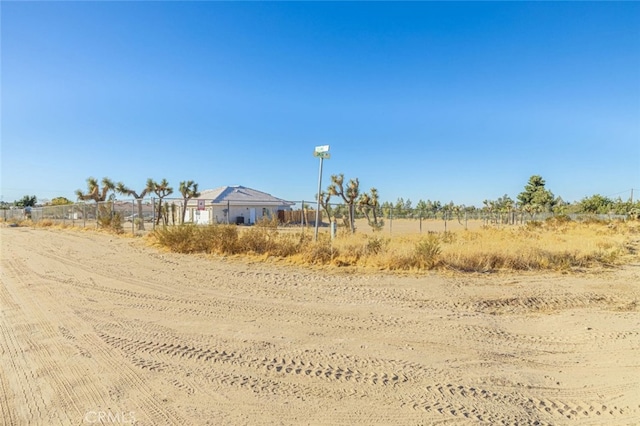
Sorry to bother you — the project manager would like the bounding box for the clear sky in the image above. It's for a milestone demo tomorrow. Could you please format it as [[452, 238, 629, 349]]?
[[2, 2, 639, 207]]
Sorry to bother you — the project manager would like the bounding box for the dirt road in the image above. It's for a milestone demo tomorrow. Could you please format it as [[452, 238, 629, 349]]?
[[1, 227, 639, 425]]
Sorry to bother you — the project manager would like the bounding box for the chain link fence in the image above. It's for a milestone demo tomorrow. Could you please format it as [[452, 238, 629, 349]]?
[[2, 198, 630, 236]]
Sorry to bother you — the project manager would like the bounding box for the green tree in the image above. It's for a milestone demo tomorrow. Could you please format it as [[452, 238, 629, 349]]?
[[404, 198, 413, 217], [51, 197, 72, 206], [579, 194, 614, 214], [328, 173, 359, 233], [517, 175, 555, 216], [394, 197, 405, 218], [381, 201, 393, 218], [116, 179, 155, 230], [428, 200, 441, 218], [15, 195, 37, 207], [415, 200, 428, 218], [552, 196, 569, 215], [179, 180, 201, 223]]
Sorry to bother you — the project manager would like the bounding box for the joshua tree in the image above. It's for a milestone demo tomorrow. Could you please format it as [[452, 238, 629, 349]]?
[[452, 204, 465, 225], [76, 177, 117, 226], [116, 179, 154, 230], [358, 187, 383, 231], [427, 200, 442, 219], [482, 199, 496, 224], [495, 194, 515, 224], [328, 173, 360, 233], [179, 180, 201, 223], [76, 177, 115, 203], [318, 190, 334, 225], [148, 179, 173, 225], [370, 188, 381, 225]]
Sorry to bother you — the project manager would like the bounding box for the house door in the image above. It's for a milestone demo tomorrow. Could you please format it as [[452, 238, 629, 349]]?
[[196, 210, 210, 225], [249, 208, 256, 225]]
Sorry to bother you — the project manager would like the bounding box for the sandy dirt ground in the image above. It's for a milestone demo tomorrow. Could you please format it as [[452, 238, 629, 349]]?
[[1, 226, 639, 425]]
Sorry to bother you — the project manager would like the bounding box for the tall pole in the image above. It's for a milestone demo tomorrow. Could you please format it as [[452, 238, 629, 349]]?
[[314, 157, 324, 241]]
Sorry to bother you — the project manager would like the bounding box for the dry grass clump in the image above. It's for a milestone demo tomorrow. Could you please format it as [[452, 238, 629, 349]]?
[[2, 218, 30, 227], [442, 219, 637, 272], [149, 217, 639, 273], [37, 219, 55, 227], [151, 217, 309, 257]]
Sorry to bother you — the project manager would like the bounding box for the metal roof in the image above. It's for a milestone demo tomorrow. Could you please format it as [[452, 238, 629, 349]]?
[[195, 185, 294, 206]]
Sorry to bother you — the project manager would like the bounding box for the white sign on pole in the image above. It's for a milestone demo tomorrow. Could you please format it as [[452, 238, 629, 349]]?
[[314, 145, 330, 153]]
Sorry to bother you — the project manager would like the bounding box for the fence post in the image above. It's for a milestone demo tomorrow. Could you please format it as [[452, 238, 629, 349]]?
[[389, 207, 393, 236], [152, 198, 156, 231]]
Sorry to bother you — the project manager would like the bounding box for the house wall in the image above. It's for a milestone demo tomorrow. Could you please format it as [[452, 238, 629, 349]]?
[[185, 203, 292, 225], [211, 205, 287, 225], [212, 205, 259, 225]]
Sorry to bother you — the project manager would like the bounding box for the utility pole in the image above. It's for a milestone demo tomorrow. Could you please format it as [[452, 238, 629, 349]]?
[[313, 145, 330, 241]]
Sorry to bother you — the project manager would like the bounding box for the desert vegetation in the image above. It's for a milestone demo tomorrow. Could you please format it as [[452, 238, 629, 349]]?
[[148, 215, 639, 273], [3, 174, 640, 273]]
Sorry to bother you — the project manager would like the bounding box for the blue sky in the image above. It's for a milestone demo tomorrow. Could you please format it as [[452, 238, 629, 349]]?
[[2, 2, 639, 206]]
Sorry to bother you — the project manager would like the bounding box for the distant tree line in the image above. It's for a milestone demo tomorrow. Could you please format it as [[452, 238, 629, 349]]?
[[313, 175, 639, 230], [4, 174, 639, 226]]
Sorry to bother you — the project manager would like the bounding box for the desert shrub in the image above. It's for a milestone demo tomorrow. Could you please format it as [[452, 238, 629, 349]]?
[[525, 220, 543, 230], [440, 231, 456, 244], [383, 251, 416, 270], [153, 224, 241, 254], [269, 233, 301, 257], [300, 239, 334, 264], [546, 214, 572, 226], [237, 226, 276, 254], [150, 218, 638, 272], [97, 212, 123, 234], [255, 215, 279, 229], [206, 225, 239, 254], [382, 235, 441, 270], [368, 218, 385, 233], [153, 225, 199, 253], [4, 218, 26, 227], [365, 235, 388, 255], [590, 247, 625, 266], [413, 235, 442, 268], [331, 243, 361, 266], [581, 216, 607, 225]]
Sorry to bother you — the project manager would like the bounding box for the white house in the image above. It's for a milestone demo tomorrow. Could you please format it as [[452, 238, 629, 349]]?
[[186, 185, 294, 225]]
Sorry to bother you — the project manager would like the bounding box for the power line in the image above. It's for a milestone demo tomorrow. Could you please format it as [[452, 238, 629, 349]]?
[[604, 188, 634, 199]]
